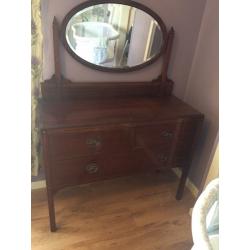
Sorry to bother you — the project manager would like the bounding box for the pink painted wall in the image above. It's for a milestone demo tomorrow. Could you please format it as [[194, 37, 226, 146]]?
[[41, 0, 207, 98], [184, 0, 219, 187]]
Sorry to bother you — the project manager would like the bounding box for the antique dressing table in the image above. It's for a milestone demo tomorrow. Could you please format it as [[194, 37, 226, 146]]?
[[39, 0, 204, 232]]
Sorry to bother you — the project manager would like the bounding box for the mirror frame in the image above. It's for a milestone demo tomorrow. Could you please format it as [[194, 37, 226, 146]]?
[[61, 0, 168, 72]]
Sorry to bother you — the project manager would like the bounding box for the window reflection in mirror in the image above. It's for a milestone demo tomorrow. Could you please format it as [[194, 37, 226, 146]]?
[[65, 3, 163, 69]]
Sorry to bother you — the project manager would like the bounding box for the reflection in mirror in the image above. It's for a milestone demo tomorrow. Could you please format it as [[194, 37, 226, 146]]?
[[65, 3, 164, 69]]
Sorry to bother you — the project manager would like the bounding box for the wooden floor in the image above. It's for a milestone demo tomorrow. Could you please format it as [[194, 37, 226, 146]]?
[[32, 171, 195, 250]]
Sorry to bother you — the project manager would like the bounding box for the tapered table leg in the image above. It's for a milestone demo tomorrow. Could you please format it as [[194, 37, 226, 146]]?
[[176, 167, 189, 200], [176, 119, 203, 200], [47, 188, 56, 232]]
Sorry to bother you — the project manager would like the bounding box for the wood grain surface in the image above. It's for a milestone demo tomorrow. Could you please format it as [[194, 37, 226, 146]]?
[[32, 171, 194, 250]]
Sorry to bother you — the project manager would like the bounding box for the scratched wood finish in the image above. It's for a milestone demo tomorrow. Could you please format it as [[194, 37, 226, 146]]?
[[32, 172, 194, 250]]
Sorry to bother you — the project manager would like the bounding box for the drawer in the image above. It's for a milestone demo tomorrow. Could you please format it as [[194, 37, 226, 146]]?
[[48, 127, 132, 160], [50, 152, 148, 189], [151, 145, 172, 167], [137, 144, 171, 167], [135, 122, 177, 147], [51, 156, 104, 189]]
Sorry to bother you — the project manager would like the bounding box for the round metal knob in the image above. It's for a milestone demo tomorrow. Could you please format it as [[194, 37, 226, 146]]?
[[161, 131, 173, 138], [158, 153, 168, 162], [86, 138, 101, 147], [85, 163, 99, 174]]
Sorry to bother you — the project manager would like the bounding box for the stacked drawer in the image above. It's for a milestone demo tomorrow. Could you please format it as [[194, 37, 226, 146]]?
[[135, 121, 178, 169], [45, 119, 197, 190], [47, 126, 142, 189], [171, 119, 199, 168], [135, 119, 198, 169]]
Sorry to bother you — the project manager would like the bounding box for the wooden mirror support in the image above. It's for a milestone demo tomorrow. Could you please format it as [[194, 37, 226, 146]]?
[[40, 8, 204, 232], [41, 16, 174, 100]]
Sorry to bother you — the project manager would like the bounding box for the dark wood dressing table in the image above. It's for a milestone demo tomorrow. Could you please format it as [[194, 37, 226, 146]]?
[[40, 1, 204, 232]]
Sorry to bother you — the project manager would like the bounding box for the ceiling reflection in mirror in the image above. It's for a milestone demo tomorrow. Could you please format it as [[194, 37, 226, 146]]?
[[65, 3, 164, 69]]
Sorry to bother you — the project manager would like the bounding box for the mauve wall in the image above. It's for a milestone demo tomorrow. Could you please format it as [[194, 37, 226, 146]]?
[[184, 0, 219, 187], [41, 0, 207, 98]]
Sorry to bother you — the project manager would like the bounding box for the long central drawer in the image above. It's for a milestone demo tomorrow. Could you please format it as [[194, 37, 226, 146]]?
[[48, 126, 133, 160]]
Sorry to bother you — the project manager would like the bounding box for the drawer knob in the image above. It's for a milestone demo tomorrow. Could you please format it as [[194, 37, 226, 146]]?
[[158, 154, 168, 162], [161, 131, 173, 138], [85, 163, 99, 174], [86, 138, 101, 147]]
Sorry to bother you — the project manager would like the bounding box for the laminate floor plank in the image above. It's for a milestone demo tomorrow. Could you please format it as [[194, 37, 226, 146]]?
[[32, 171, 194, 250]]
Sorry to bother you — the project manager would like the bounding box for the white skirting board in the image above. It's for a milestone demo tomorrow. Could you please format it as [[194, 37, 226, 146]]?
[[31, 180, 46, 190], [172, 168, 199, 198]]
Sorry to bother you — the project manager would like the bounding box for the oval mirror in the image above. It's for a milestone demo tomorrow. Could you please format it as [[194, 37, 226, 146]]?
[[61, 1, 167, 72]]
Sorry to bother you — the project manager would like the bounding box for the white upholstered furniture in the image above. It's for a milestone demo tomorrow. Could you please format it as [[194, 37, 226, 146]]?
[[191, 178, 219, 250]]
